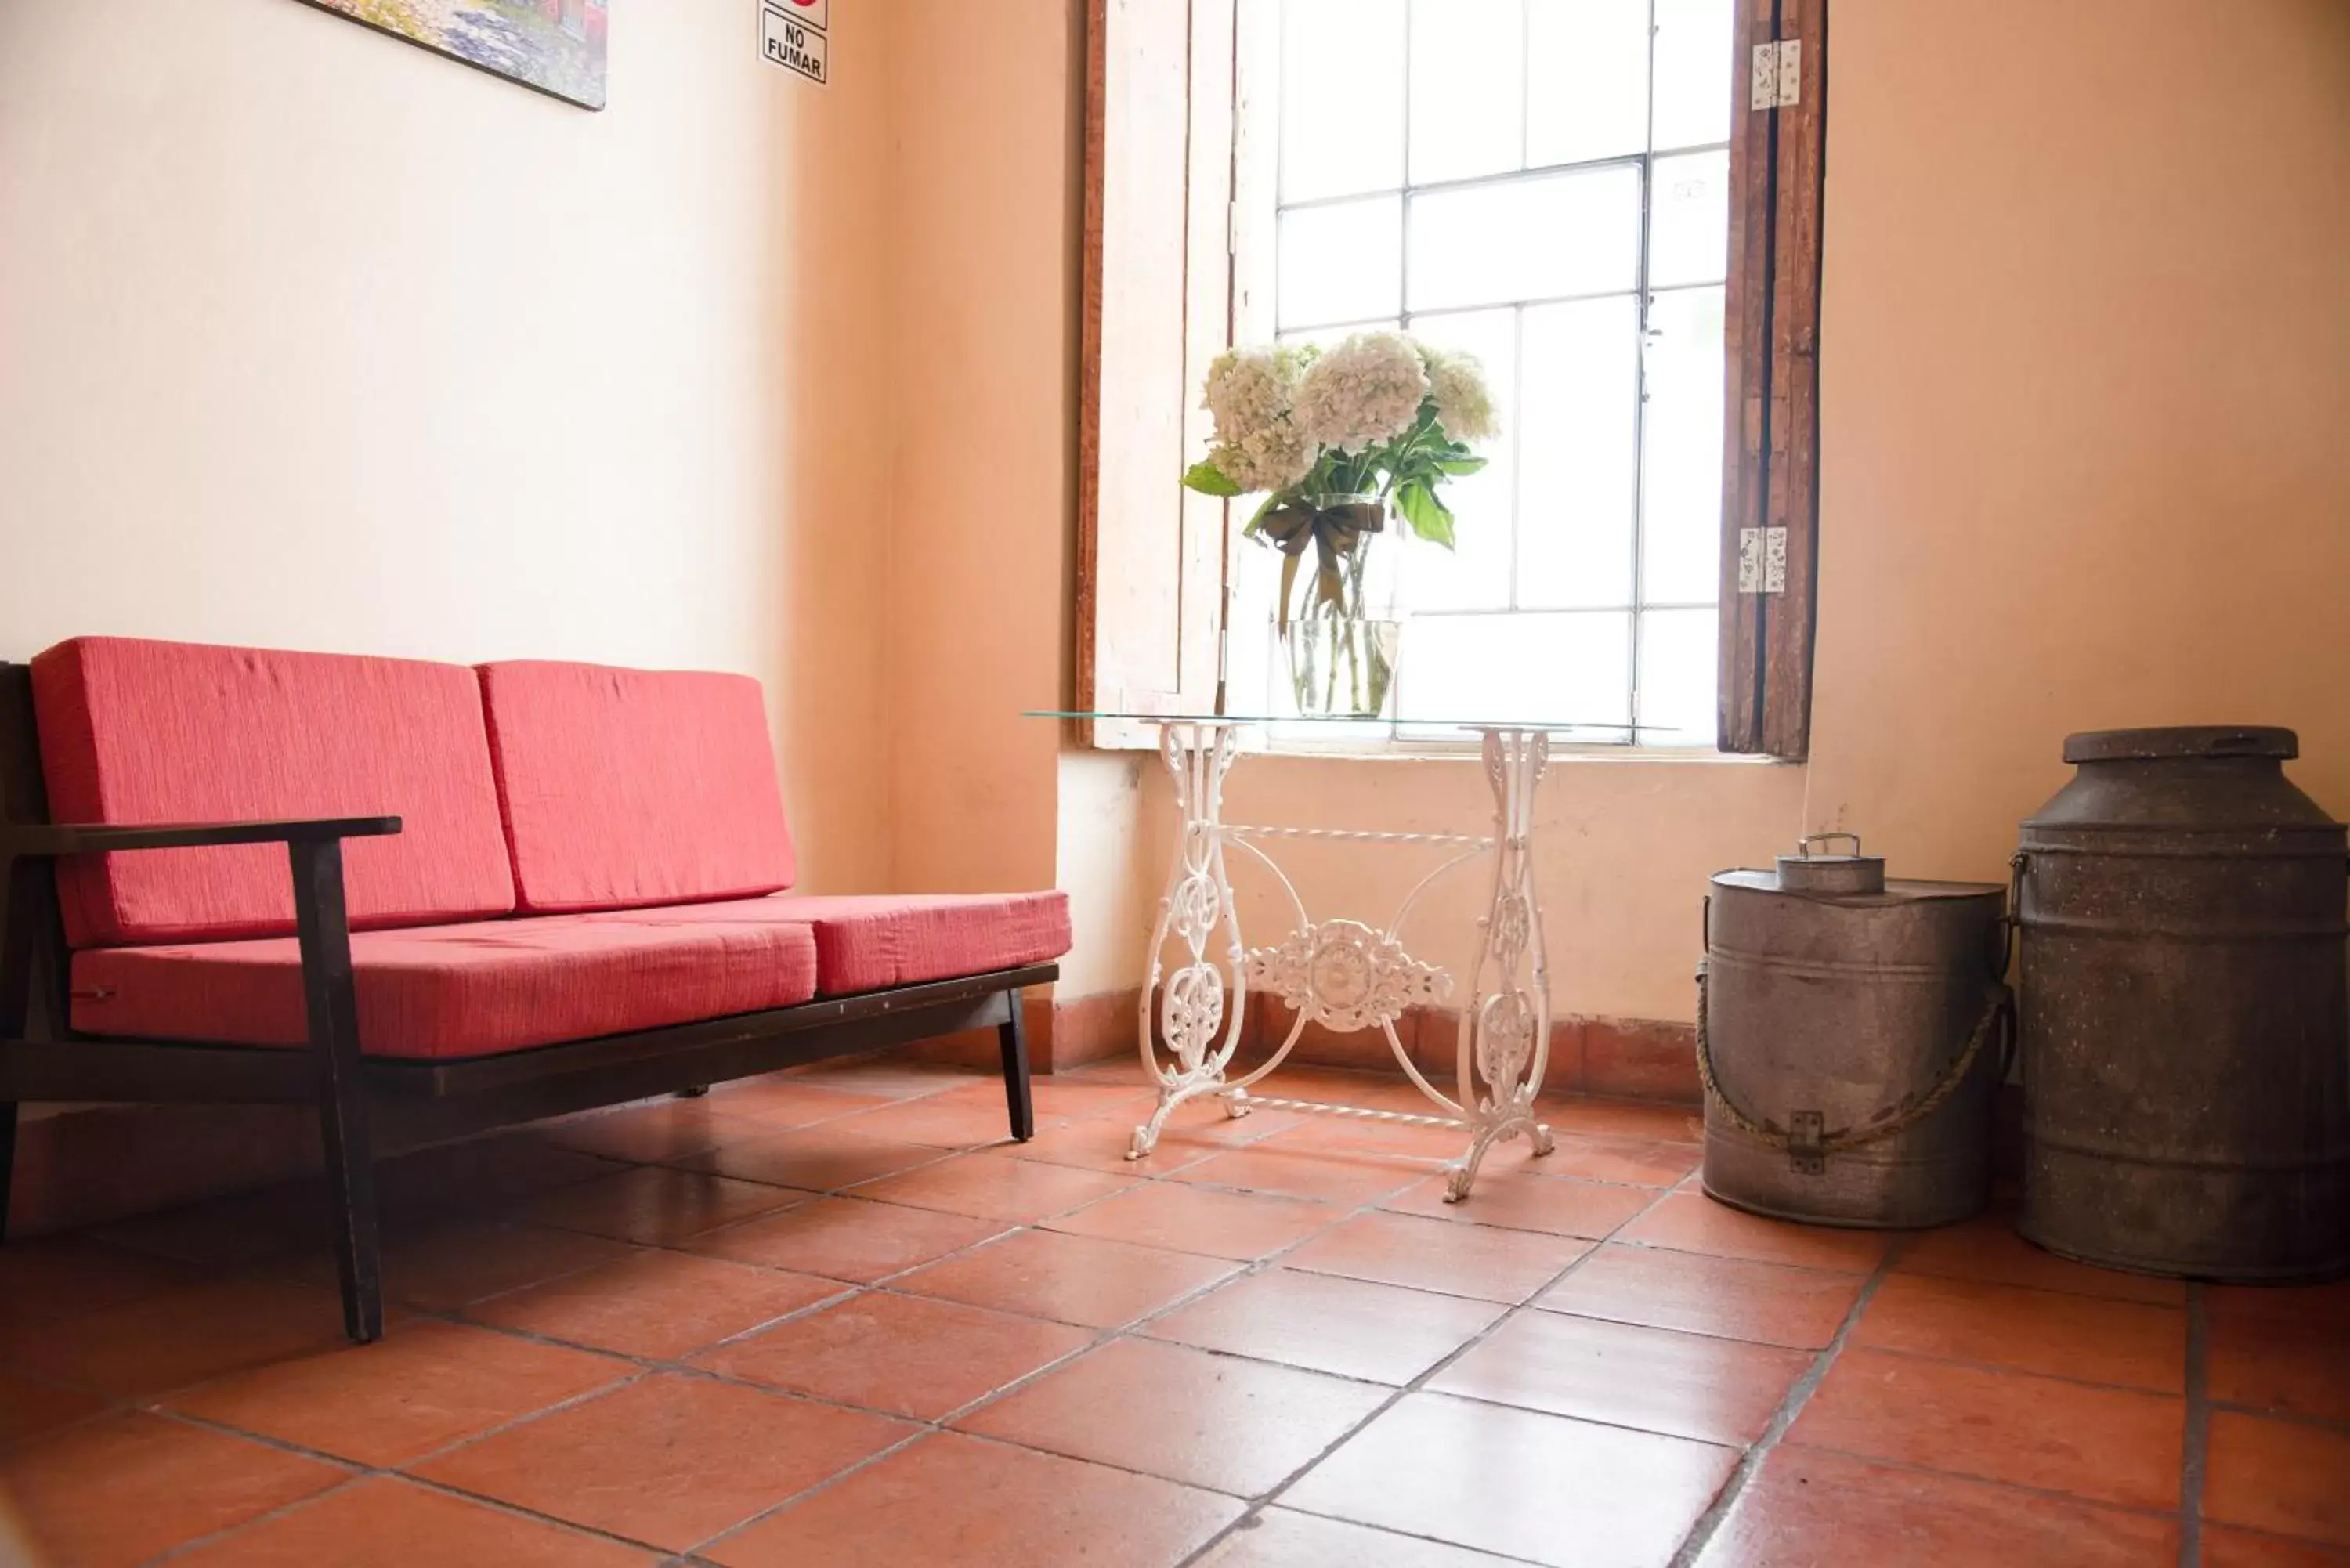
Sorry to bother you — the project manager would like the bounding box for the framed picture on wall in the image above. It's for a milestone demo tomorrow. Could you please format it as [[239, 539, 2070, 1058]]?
[[296, 0, 609, 110]]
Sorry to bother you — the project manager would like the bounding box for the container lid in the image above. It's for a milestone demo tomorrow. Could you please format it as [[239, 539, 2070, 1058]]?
[[1772, 833, 1886, 895], [2063, 726, 2298, 764]]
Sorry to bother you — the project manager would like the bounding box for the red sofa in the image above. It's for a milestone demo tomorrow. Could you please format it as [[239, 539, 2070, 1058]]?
[[0, 638, 1069, 1342]]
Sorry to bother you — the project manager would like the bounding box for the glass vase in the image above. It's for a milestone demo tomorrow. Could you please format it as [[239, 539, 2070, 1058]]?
[[1284, 616, 1402, 720]]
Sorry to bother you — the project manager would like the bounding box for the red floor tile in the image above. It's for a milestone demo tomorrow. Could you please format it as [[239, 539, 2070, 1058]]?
[[1283, 1391, 1737, 1567], [1286, 1211, 1593, 1304], [1430, 1312, 1811, 1446], [682, 1124, 953, 1191], [519, 1166, 801, 1246], [2211, 1287, 2350, 1422], [1043, 1181, 1347, 1262], [172, 1476, 660, 1566], [89, 1181, 334, 1269], [166, 1318, 627, 1467], [1173, 1144, 1430, 1205], [931, 1076, 1159, 1123], [958, 1336, 1390, 1497], [0, 1236, 201, 1332], [848, 1151, 1141, 1222], [706, 1075, 894, 1128], [1532, 1133, 1702, 1188], [686, 1196, 1007, 1283], [0, 1411, 345, 1568], [0, 1369, 109, 1449], [894, 1227, 1239, 1329], [1537, 1244, 1863, 1349], [2204, 1527, 2350, 1566], [541, 1099, 768, 1164], [782, 1057, 980, 1099], [833, 1096, 1029, 1149], [706, 1429, 1242, 1567], [1196, 1508, 1528, 1566], [1694, 1443, 2178, 1566], [465, 1250, 846, 1360], [1791, 1347, 2182, 1511], [699, 1290, 1092, 1420], [373, 1134, 626, 1221], [1893, 1211, 2186, 1306], [1539, 1098, 1705, 1143], [1852, 1270, 2186, 1392], [279, 1218, 637, 1312], [0, 1274, 361, 1399], [1266, 1113, 1473, 1162], [992, 1115, 1214, 1176], [410, 1372, 913, 1552], [1379, 1169, 1658, 1241], [1614, 1190, 1893, 1273], [1143, 1267, 1505, 1386], [2205, 1411, 2350, 1546]]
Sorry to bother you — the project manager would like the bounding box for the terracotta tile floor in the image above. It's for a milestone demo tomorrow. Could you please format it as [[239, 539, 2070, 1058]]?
[[3, 1052, 2348, 1566]]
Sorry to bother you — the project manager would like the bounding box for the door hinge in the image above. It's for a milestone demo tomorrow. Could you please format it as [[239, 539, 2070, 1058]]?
[[1750, 40, 1801, 110], [1737, 526, 1788, 594]]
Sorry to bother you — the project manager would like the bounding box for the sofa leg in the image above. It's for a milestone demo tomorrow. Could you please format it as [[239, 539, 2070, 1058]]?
[[997, 991, 1035, 1143], [290, 840, 384, 1345], [676, 1085, 710, 1099]]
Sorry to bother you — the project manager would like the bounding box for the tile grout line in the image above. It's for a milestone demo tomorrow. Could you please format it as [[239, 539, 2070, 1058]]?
[[30, 1069, 1694, 1566], [1170, 1152, 1687, 1568], [1661, 1234, 1904, 1568], [2178, 1281, 2209, 1568]]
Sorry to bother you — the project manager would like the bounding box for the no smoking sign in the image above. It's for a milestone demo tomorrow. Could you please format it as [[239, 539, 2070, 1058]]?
[[761, 0, 828, 86]]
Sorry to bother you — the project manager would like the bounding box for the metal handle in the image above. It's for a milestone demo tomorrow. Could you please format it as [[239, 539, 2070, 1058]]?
[[1797, 831, 1864, 859], [1696, 966, 2013, 1162]]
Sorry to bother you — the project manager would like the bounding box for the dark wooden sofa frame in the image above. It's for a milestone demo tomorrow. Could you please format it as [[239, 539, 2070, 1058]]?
[[0, 665, 1047, 1344]]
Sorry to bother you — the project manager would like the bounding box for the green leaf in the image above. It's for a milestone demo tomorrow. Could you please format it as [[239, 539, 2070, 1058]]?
[[1181, 461, 1242, 497], [1240, 492, 1282, 538], [1434, 454, 1488, 476], [1394, 480, 1455, 549]]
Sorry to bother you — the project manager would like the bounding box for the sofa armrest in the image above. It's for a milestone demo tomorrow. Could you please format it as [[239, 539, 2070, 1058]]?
[[1, 816, 402, 857]]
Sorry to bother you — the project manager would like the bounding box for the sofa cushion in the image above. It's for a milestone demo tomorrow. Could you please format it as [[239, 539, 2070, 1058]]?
[[479, 661, 797, 915], [585, 891, 1072, 996], [70, 914, 820, 1060], [31, 637, 516, 948]]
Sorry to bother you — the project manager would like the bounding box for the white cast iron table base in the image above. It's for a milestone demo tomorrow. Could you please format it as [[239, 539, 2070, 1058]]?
[[1127, 720, 1557, 1202]]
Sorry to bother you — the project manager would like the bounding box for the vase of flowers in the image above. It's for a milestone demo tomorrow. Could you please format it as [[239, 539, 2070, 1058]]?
[[1180, 331, 1495, 718]]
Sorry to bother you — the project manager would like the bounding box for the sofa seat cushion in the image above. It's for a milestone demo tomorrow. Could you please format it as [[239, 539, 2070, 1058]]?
[[31, 637, 516, 948], [585, 891, 1072, 996], [478, 661, 797, 915], [70, 916, 819, 1060]]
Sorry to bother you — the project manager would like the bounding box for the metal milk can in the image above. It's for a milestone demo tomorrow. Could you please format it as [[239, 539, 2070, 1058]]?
[[1699, 834, 2011, 1229], [2016, 726, 2350, 1281]]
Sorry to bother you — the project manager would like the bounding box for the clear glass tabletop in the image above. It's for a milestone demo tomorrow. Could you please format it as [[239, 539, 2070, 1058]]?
[[1025, 710, 1665, 739]]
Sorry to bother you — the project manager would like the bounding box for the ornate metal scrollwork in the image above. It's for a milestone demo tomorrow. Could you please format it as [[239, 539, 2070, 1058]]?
[[1246, 919, 1450, 1035]]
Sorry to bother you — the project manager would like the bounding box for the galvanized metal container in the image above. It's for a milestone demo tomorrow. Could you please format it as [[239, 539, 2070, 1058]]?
[[1700, 835, 2010, 1229], [2017, 726, 2350, 1281]]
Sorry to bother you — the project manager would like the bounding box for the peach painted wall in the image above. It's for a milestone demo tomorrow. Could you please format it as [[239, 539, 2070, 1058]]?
[[1133, 0, 2350, 1025], [0, 0, 895, 894]]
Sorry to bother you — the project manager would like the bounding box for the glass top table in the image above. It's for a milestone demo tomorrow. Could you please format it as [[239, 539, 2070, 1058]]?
[[1030, 708, 1593, 1203], [1025, 710, 1665, 740]]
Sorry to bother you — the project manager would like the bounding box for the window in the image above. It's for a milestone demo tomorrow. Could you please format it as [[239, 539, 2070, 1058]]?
[[1077, 0, 1824, 756]]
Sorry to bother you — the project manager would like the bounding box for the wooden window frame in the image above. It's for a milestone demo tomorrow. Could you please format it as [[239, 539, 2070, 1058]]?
[[1076, 0, 1827, 760]]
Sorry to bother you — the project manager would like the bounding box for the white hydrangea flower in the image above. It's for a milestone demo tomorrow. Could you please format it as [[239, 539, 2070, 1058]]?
[[1198, 344, 1318, 493], [1421, 344, 1498, 443], [1207, 421, 1314, 493], [1294, 331, 1430, 454]]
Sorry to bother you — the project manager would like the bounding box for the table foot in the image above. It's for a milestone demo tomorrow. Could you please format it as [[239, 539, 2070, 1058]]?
[[1444, 1113, 1554, 1201]]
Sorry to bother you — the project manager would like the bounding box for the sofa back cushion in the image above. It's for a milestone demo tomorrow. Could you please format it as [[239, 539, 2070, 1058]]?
[[31, 637, 517, 948], [478, 661, 796, 913]]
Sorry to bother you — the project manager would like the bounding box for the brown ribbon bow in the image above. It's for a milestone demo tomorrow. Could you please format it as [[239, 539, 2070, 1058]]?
[[1259, 499, 1384, 630]]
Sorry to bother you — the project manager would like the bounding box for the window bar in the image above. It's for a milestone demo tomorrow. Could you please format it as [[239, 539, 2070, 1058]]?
[[1626, 0, 1662, 742]]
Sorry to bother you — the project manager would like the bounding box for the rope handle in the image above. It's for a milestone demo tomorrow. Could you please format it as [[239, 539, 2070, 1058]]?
[[1694, 963, 2014, 1158]]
